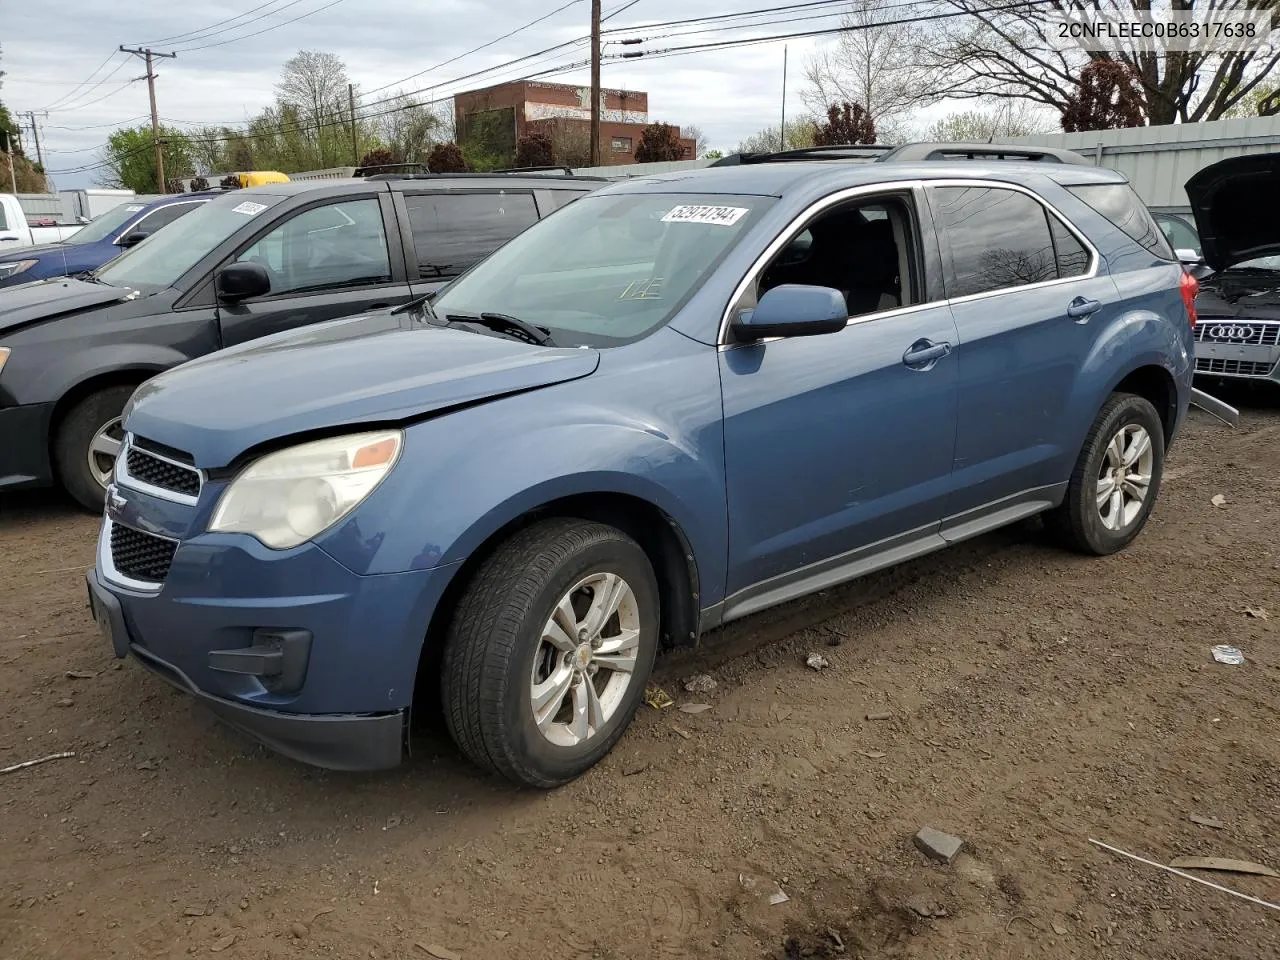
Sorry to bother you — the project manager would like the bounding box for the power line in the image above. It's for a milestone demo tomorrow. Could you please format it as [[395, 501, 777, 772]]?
[[43, 115, 150, 131], [357, 0, 585, 103], [175, 0, 348, 52], [601, 0, 847, 35], [46, 79, 145, 114], [139, 0, 296, 46], [612, 0, 1059, 60], [37, 54, 131, 112]]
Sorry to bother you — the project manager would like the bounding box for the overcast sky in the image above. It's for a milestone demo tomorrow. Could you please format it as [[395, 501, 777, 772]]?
[[2, 0, 846, 189]]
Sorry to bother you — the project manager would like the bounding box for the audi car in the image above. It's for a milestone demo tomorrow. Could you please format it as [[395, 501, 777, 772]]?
[[1185, 153, 1280, 385]]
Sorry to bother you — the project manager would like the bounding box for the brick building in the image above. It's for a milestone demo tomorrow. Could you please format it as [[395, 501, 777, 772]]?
[[453, 80, 695, 166]]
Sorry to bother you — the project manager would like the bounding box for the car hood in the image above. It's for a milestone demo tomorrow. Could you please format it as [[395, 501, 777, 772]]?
[[0, 276, 139, 334], [125, 310, 601, 468], [1186, 153, 1280, 271], [0, 240, 71, 262]]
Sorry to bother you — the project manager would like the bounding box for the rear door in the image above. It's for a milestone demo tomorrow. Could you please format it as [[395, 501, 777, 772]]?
[[216, 192, 412, 347], [927, 180, 1114, 531], [396, 188, 540, 298]]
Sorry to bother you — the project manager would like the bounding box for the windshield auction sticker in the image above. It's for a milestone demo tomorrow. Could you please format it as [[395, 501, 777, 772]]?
[[231, 201, 268, 216], [661, 205, 749, 227]]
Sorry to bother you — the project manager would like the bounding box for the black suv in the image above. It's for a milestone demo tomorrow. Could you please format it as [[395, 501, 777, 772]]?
[[0, 173, 602, 509]]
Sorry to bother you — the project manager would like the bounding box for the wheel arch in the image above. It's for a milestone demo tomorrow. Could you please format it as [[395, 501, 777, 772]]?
[[1111, 363, 1178, 444], [412, 491, 703, 725]]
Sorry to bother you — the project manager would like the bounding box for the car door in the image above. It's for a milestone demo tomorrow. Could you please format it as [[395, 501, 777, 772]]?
[[396, 189, 540, 299], [718, 187, 961, 614], [217, 193, 412, 347], [926, 181, 1112, 532]]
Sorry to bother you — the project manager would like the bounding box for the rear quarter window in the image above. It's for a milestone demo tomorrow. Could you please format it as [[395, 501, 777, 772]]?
[[1068, 183, 1174, 259]]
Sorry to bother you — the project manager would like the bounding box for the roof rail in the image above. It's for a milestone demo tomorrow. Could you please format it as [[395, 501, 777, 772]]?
[[361, 171, 607, 182], [491, 164, 577, 175], [875, 142, 1092, 165], [710, 144, 894, 166], [354, 162, 431, 177]]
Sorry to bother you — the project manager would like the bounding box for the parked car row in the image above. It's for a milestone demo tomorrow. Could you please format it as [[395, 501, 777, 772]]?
[[47, 141, 1208, 787]]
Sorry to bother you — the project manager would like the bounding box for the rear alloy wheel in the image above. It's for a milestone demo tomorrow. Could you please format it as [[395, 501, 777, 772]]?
[[441, 519, 659, 788], [53, 385, 137, 513], [1045, 392, 1165, 555]]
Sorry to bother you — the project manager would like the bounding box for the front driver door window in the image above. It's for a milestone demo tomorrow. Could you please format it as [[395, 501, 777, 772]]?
[[235, 198, 392, 296], [218, 197, 409, 348]]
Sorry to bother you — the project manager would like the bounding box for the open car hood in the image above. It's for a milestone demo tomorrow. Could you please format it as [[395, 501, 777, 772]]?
[[1186, 153, 1280, 271], [125, 310, 601, 469]]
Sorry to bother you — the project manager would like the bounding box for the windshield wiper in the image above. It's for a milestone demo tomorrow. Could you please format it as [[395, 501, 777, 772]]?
[[391, 291, 438, 318], [444, 312, 556, 347]]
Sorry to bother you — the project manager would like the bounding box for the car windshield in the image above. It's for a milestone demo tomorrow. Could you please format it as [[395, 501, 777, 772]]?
[[96, 193, 285, 290], [431, 192, 775, 347], [64, 203, 148, 245], [1230, 254, 1280, 271]]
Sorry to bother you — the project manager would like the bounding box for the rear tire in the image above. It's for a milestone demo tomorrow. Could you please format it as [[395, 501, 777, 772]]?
[[1045, 392, 1164, 555], [441, 518, 660, 788], [54, 385, 136, 513]]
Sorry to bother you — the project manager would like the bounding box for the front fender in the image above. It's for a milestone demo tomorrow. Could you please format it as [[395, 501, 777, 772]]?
[[46, 343, 195, 408], [315, 328, 730, 604]]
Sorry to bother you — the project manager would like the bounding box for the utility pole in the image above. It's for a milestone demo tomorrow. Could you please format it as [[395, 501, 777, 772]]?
[[119, 46, 176, 192], [590, 0, 602, 167], [24, 112, 46, 170], [779, 45, 788, 152], [348, 82, 359, 165]]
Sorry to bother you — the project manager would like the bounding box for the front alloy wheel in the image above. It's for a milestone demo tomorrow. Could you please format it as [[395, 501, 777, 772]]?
[[442, 519, 659, 788]]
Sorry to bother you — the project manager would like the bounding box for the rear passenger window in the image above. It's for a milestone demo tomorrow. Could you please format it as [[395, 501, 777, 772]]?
[[1049, 217, 1090, 278], [1068, 183, 1174, 259], [403, 192, 538, 279], [931, 186, 1058, 298]]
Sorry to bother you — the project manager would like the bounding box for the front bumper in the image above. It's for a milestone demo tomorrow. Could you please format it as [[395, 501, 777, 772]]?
[[0, 402, 54, 490], [87, 568, 404, 769], [87, 511, 460, 771], [1193, 327, 1280, 383]]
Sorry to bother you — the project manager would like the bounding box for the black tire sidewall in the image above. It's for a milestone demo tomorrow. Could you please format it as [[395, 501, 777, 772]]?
[[54, 385, 136, 512], [1075, 395, 1165, 554], [497, 535, 659, 784]]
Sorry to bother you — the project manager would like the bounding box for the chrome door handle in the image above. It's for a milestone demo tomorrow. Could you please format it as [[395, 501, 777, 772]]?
[[902, 339, 952, 369], [1067, 296, 1101, 321]]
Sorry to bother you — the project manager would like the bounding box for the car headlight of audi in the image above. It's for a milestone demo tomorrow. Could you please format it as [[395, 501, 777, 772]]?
[[0, 260, 38, 281], [210, 430, 403, 549]]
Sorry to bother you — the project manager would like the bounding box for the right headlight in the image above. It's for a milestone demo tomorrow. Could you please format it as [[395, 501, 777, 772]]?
[[209, 430, 403, 549], [0, 260, 38, 282]]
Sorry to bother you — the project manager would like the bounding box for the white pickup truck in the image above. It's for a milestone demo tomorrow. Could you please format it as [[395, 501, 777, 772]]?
[[0, 194, 82, 247]]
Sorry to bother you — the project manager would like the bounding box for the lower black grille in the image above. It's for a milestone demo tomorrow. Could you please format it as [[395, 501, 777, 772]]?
[[110, 523, 177, 584], [1195, 357, 1275, 377], [126, 445, 201, 498]]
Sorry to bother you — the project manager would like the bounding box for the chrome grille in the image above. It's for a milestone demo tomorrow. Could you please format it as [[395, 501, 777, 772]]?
[[109, 523, 177, 584], [121, 437, 201, 501], [1195, 322, 1280, 346], [1194, 357, 1275, 377]]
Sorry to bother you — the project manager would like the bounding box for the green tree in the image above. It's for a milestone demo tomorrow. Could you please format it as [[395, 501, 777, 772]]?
[[735, 120, 818, 154], [99, 125, 196, 192], [924, 101, 1054, 141]]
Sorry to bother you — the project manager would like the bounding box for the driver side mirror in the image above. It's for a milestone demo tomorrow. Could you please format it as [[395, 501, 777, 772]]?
[[731, 284, 848, 341], [119, 230, 150, 248], [216, 262, 271, 302]]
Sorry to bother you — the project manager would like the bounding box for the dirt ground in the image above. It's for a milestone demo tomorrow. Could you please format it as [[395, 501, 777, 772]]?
[[2, 392, 1279, 960]]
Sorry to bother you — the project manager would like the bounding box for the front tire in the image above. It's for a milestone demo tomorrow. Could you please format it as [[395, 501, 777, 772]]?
[[1045, 392, 1165, 555], [54, 385, 136, 513], [441, 519, 660, 788]]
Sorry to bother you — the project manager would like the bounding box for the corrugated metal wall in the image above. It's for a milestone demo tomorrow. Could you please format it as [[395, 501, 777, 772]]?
[[572, 116, 1280, 214]]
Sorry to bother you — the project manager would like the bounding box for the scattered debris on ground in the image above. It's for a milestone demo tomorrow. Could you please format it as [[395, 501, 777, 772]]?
[[683, 673, 717, 694], [805, 652, 830, 671], [914, 827, 965, 865]]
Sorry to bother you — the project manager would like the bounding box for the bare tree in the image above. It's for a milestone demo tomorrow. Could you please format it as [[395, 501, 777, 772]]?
[[924, 100, 1056, 141], [802, 0, 942, 137], [678, 122, 710, 157], [735, 120, 819, 154], [378, 92, 442, 165], [920, 0, 1280, 125], [275, 50, 352, 166]]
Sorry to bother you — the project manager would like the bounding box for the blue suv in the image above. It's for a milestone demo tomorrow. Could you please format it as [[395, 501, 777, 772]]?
[[85, 143, 1196, 787], [0, 192, 215, 287]]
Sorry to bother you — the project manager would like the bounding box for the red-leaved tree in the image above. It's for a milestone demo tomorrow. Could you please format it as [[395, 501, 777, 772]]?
[[813, 101, 877, 145], [1061, 61, 1147, 132], [515, 132, 555, 168], [427, 142, 468, 172], [358, 147, 399, 172], [634, 123, 685, 163]]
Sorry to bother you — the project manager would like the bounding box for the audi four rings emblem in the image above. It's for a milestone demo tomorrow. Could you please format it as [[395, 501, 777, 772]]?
[[1206, 324, 1257, 341]]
